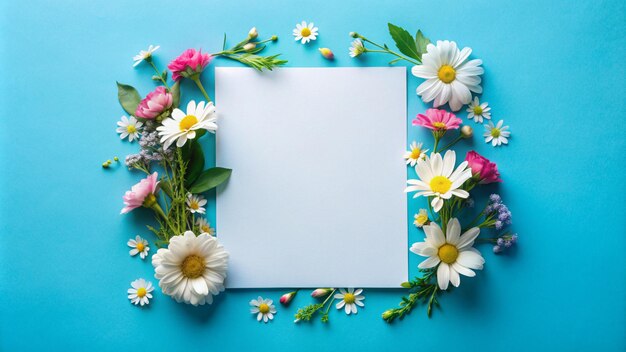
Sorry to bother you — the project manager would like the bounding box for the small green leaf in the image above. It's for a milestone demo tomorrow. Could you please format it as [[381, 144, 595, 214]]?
[[222, 33, 227, 50], [387, 23, 420, 61], [185, 141, 205, 186], [116, 82, 141, 115], [151, 75, 161, 81], [388, 58, 402, 65], [189, 167, 232, 194], [170, 81, 181, 108], [161, 70, 168, 81], [415, 30, 430, 58], [159, 179, 173, 198]]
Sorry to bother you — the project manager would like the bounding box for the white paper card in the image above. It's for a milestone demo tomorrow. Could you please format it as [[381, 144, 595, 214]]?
[[215, 67, 407, 288]]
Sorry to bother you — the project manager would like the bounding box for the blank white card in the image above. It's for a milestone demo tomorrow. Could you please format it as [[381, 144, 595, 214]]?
[[215, 67, 407, 288]]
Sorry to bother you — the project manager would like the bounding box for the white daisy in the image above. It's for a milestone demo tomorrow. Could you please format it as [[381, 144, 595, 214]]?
[[127, 235, 150, 259], [152, 231, 229, 306], [410, 218, 484, 290], [334, 288, 365, 315], [196, 217, 215, 235], [413, 209, 429, 227], [292, 21, 318, 44], [250, 296, 277, 323], [484, 120, 510, 147], [405, 150, 472, 213], [411, 40, 484, 111], [157, 100, 217, 149], [186, 193, 207, 214], [116, 115, 143, 142], [133, 45, 160, 67], [466, 97, 491, 123], [127, 278, 154, 306], [403, 141, 428, 167], [349, 39, 365, 58]]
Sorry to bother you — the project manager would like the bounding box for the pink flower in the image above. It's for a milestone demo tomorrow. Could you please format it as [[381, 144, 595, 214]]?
[[167, 49, 212, 81], [412, 108, 462, 130], [311, 288, 333, 298], [279, 291, 297, 305], [135, 86, 172, 119], [465, 151, 502, 184], [121, 172, 160, 214]]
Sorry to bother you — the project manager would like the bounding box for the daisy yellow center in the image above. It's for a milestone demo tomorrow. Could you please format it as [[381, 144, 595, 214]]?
[[432, 122, 447, 129], [202, 225, 211, 233], [437, 65, 456, 83], [301, 27, 311, 37], [343, 293, 356, 304], [430, 176, 452, 194], [259, 303, 270, 314], [126, 125, 137, 133], [189, 201, 199, 210], [416, 213, 428, 225], [410, 148, 422, 159], [438, 244, 459, 264], [136, 242, 145, 252], [181, 254, 205, 279], [136, 287, 147, 298], [179, 115, 198, 131], [491, 128, 501, 138], [473, 106, 483, 115]]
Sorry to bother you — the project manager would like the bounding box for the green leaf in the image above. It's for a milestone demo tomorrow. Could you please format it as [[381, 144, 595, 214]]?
[[151, 75, 161, 81], [189, 167, 232, 194], [185, 141, 205, 186], [387, 23, 420, 61], [222, 33, 227, 50], [415, 30, 430, 58], [170, 81, 181, 108], [161, 70, 168, 81], [116, 82, 141, 115], [159, 179, 173, 199], [388, 58, 402, 65]]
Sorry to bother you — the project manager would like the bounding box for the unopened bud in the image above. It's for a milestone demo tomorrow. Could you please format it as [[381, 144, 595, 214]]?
[[400, 282, 412, 288], [279, 291, 297, 305], [271, 35, 278, 41], [248, 27, 258, 39], [461, 125, 473, 138], [319, 48, 334, 60], [382, 309, 395, 320], [311, 288, 333, 298], [349, 32, 358, 38], [243, 43, 256, 51]]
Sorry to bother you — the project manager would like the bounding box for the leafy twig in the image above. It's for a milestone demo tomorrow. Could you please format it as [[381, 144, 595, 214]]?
[[382, 270, 440, 322]]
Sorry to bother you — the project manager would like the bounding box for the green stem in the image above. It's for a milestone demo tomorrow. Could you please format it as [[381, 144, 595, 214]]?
[[359, 36, 422, 65], [148, 60, 169, 88], [438, 135, 463, 153], [191, 76, 212, 102]]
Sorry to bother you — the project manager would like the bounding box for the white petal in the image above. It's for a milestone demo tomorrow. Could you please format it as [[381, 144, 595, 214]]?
[[437, 263, 450, 290], [457, 227, 480, 249], [446, 218, 461, 245], [418, 256, 441, 269]]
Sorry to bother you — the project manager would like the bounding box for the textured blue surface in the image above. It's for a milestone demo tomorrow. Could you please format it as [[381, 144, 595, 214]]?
[[1, 0, 625, 350]]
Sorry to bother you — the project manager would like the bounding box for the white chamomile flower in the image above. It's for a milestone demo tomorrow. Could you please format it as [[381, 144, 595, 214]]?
[[186, 193, 207, 214], [349, 39, 365, 58], [133, 45, 160, 67], [335, 288, 365, 315], [293, 21, 318, 44], [127, 278, 154, 306], [484, 120, 510, 147], [157, 100, 217, 149], [250, 296, 277, 323], [405, 150, 473, 213], [403, 141, 428, 167], [196, 217, 215, 235], [116, 115, 143, 142], [127, 235, 150, 259], [466, 97, 491, 123], [411, 40, 484, 111], [414, 209, 429, 227], [410, 218, 484, 290]]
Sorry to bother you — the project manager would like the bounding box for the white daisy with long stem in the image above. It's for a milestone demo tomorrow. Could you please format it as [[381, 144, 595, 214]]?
[[250, 296, 277, 323], [405, 150, 472, 212], [186, 193, 207, 214], [403, 141, 428, 167], [127, 235, 150, 259], [133, 44, 160, 67], [196, 217, 215, 235], [127, 278, 154, 306], [293, 21, 318, 44], [466, 97, 491, 123], [157, 100, 217, 149], [410, 218, 484, 290], [335, 288, 365, 315], [484, 120, 510, 147], [116, 116, 142, 142]]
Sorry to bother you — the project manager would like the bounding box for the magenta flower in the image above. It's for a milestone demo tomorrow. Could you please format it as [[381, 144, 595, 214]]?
[[412, 108, 462, 131], [135, 86, 173, 119], [121, 172, 160, 214], [168, 49, 212, 81], [465, 151, 502, 184], [279, 291, 297, 306]]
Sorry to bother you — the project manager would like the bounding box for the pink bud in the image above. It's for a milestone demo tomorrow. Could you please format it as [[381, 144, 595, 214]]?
[[318, 48, 334, 60], [279, 291, 297, 305], [311, 288, 333, 298]]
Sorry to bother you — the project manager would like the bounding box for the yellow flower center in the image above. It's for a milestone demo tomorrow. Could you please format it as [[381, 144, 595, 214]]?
[[432, 122, 447, 130], [259, 303, 270, 314], [438, 244, 459, 264], [202, 225, 211, 233], [437, 65, 456, 83], [415, 213, 429, 225], [179, 115, 198, 131], [181, 254, 205, 279], [189, 201, 199, 210], [126, 125, 137, 133], [473, 106, 483, 115], [136, 242, 145, 252], [410, 148, 422, 159], [491, 128, 501, 138], [429, 176, 452, 194], [343, 293, 356, 304], [301, 27, 311, 37], [136, 287, 147, 298]]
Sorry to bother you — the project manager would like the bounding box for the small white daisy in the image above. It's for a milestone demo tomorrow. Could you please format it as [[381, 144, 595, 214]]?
[[292, 21, 318, 44], [250, 296, 277, 323], [127, 278, 154, 306], [116, 116, 143, 142], [186, 193, 207, 214], [484, 120, 510, 147], [133, 45, 160, 67], [403, 141, 428, 167], [466, 97, 491, 123], [157, 100, 217, 149], [196, 217, 215, 235], [349, 39, 365, 58], [335, 288, 365, 315], [414, 209, 429, 227], [127, 235, 150, 259]]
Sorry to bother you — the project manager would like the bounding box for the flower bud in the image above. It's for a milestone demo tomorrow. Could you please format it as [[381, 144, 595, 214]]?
[[243, 43, 256, 51], [349, 32, 358, 38], [461, 125, 473, 138], [382, 310, 395, 320], [248, 27, 258, 39], [319, 48, 334, 60], [279, 291, 297, 305], [311, 288, 333, 298], [400, 282, 412, 288], [271, 35, 278, 41]]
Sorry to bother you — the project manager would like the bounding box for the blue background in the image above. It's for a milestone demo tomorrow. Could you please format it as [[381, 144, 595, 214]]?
[[1, 0, 624, 350]]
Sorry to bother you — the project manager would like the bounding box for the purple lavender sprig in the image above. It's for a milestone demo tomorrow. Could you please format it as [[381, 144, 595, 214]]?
[[493, 233, 518, 254]]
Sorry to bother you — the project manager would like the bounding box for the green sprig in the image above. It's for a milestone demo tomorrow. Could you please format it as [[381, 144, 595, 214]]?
[[382, 270, 440, 322]]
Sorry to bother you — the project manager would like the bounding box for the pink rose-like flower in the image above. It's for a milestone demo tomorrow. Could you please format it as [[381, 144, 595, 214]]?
[[135, 86, 173, 119], [465, 151, 502, 184], [413, 108, 462, 131], [121, 172, 160, 214], [168, 49, 212, 81]]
